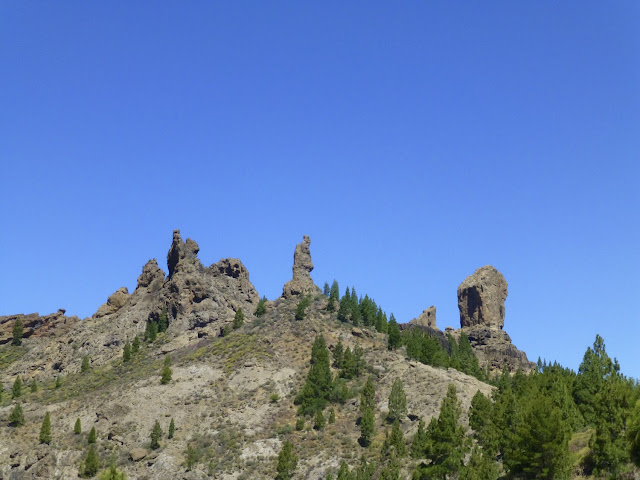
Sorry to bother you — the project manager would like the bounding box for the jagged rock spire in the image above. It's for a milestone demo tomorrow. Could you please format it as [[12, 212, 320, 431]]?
[[410, 306, 437, 329], [166, 229, 200, 279], [282, 235, 322, 298]]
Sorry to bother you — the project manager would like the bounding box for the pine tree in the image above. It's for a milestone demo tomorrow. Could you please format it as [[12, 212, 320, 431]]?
[[459, 447, 500, 480], [388, 378, 407, 422], [314, 410, 326, 430], [337, 287, 351, 323], [503, 394, 572, 479], [30, 378, 38, 393], [88, 426, 97, 444], [74, 418, 82, 434], [123, 341, 132, 363], [12, 376, 22, 398], [161, 355, 172, 385], [98, 463, 128, 480], [333, 340, 344, 368], [132, 335, 140, 353], [9, 403, 25, 427], [150, 420, 163, 449], [327, 280, 340, 313], [232, 308, 245, 329], [168, 418, 175, 439], [295, 296, 310, 320], [328, 408, 336, 424], [276, 440, 298, 480], [387, 315, 401, 350], [336, 461, 351, 480], [84, 446, 100, 477], [388, 419, 406, 456], [255, 296, 268, 316], [469, 390, 492, 433], [145, 320, 158, 342], [340, 347, 356, 379], [323, 282, 330, 296], [157, 307, 169, 333], [12, 318, 23, 346], [81, 355, 91, 373], [416, 384, 469, 479], [294, 335, 333, 415], [411, 418, 427, 458], [359, 376, 376, 447], [39, 412, 52, 444]]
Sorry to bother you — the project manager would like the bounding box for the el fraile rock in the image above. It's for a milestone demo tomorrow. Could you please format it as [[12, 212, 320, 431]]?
[[281, 235, 322, 299]]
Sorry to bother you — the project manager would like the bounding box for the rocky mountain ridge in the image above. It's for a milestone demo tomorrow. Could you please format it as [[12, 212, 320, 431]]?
[[1, 231, 535, 479]]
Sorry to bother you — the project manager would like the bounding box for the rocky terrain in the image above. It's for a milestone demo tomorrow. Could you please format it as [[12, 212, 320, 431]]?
[[0, 232, 534, 479]]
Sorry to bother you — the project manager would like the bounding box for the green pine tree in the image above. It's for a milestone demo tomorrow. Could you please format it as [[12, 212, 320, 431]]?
[[84, 446, 100, 477], [74, 418, 82, 434], [30, 378, 38, 393], [39, 412, 52, 444], [255, 296, 268, 316], [294, 335, 333, 415], [9, 403, 25, 427], [323, 282, 330, 296], [132, 335, 140, 353], [459, 447, 500, 480], [359, 376, 376, 447], [157, 307, 169, 333], [387, 315, 401, 350], [145, 319, 158, 342], [314, 409, 326, 430], [88, 426, 97, 444], [328, 408, 336, 424], [168, 418, 175, 439], [123, 341, 132, 362], [388, 419, 406, 456], [295, 296, 310, 321], [161, 355, 172, 385], [411, 418, 427, 458], [327, 280, 340, 313], [469, 390, 492, 433], [97, 463, 128, 480], [333, 340, 344, 368], [12, 317, 23, 346], [415, 384, 469, 479], [276, 440, 298, 480], [388, 378, 407, 422], [12, 376, 22, 398], [81, 355, 91, 373], [233, 308, 245, 329], [150, 420, 163, 449]]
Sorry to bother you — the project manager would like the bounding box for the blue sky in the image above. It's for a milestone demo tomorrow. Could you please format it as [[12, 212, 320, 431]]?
[[2, 2, 639, 377]]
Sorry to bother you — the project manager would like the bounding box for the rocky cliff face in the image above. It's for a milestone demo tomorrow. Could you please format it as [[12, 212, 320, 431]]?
[[281, 235, 322, 298], [456, 266, 535, 373], [0, 310, 80, 346]]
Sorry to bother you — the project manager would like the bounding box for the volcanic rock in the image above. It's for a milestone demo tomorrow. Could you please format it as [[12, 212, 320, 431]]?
[[282, 235, 322, 298], [93, 287, 130, 318], [410, 306, 437, 329], [136, 259, 165, 290], [458, 265, 507, 329], [0, 310, 80, 345]]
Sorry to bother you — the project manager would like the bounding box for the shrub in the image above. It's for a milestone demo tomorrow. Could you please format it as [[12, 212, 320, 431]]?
[[295, 296, 311, 321], [81, 355, 91, 373]]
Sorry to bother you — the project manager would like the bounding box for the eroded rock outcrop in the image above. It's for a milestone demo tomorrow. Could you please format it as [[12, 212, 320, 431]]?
[[282, 235, 322, 298], [456, 265, 534, 373], [458, 265, 507, 329], [0, 310, 80, 345], [93, 287, 130, 318], [410, 306, 437, 329]]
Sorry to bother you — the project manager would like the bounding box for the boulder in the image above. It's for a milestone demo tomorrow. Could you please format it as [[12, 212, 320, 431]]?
[[136, 259, 165, 290], [282, 235, 322, 298], [410, 306, 437, 329], [458, 266, 507, 329]]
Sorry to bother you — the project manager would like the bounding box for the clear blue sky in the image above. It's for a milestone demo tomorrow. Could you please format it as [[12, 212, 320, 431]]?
[[2, 2, 639, 377]]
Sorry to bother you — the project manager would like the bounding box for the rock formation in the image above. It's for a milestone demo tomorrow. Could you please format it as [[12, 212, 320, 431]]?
[[93, 287, 130, 318], [0, 310, 79, 345], [282, 235, 322, 298], [456, 265, 534, 373], [410, 306, 437, 329], [458, 265, 507, 329]]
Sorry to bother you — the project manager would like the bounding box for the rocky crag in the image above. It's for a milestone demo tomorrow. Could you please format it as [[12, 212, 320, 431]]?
[[0, 231, 534, 479]]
